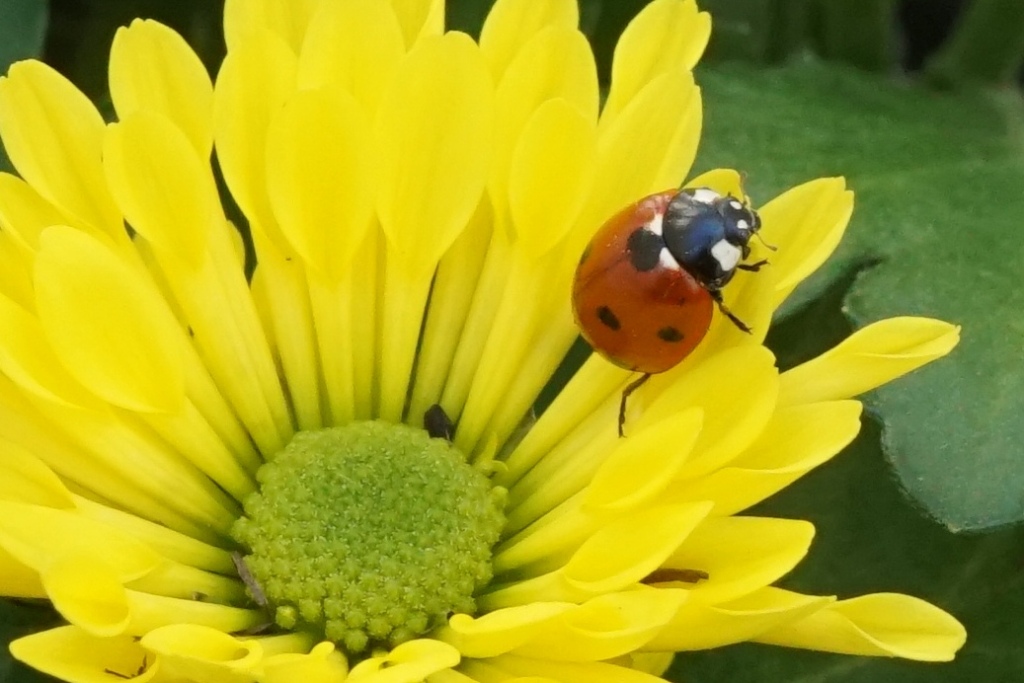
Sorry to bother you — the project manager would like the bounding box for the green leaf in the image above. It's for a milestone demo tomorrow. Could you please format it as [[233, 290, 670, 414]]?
[[0, 0, 48, 172], [0, 600, 59, 683], [693, 60, 1024, 531], [673, 292, 1024, 682]]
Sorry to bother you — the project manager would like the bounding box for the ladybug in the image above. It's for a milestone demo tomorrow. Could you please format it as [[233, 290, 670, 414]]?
[[572, 186, 770, 436]]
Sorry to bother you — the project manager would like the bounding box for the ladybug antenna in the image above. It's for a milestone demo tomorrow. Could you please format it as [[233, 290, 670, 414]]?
[[754, 232, 778, 252]]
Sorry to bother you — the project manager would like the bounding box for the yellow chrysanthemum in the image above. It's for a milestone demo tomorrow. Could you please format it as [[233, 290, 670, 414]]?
[[0, 1, 965, 682]]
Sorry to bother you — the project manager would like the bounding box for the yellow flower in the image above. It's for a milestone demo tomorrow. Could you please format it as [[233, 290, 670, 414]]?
[[0, 0, 965, 682]]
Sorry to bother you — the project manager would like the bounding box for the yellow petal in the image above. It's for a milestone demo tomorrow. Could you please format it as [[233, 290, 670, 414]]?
[[214, 28, 297, 238], [584, 407, 703, 514], [109, 19, 214, 157], [684, 168, 743, 198], [34, 226, 185, 413], [509, 99, 596, 259], [564, 505, 710, 594], [0, 502, 159, 581], [0, 61, 123, 238], [259, 641, 348, 683], [758, 177, 854, 307], [266, 88, 374, 279], [660, 517, 815, 605], [126, 590, 263, 637], [475, 655, 668, 683], [223, 0, 320, 53], [638, 344, 779, 479], [627, 652, 674, 677], [73, 495, 235, 574], [479, 0, 579, 79], [754, 593, 966, 661], [104, 110, 219, 268], [603, 0, 710, 123], [778, 317, 960, 405], [0, 291, 103, 409], [43, 555, 131, 637], [141, 624, 263, 682], [375, 31, 492, 271], [0, 440, 74, 507], [389, 0, 445, 48], [572, 69, 700, 256], [491, 27, 598, 216], [0, 171, 75, 249], [297, 0, 405, 114], [11, 626, 156, 683], [644, 587, 834, 651], [439, 603, 574, 659], [670, 400, 863, 516], [0, 544, 44, 598], [348, 639, 460, 683]]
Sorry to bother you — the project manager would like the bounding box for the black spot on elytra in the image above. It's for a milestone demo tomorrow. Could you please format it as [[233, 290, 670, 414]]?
[[626, 228, 664, 272], [597, 306, 621, 331], [657, 326, 684, 343]]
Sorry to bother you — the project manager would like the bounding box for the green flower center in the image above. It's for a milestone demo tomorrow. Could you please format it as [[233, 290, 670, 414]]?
[[231, 421, 506, 655]]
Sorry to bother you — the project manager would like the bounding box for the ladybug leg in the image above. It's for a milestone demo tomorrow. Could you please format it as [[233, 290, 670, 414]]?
[[619, 373, 652, 437], [737, 259, 769, 272], [709, 288, 752, 334]]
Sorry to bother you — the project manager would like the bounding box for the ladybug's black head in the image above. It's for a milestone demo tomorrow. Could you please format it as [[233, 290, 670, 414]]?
[[662, 188, 764, 291]]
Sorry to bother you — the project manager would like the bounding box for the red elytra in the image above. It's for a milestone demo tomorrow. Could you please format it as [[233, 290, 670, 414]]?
[[572, 190, 714, 375]]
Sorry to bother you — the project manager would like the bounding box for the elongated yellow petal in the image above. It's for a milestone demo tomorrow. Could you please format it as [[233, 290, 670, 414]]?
[[347, 639, 460, 683], [104, 111, 218, 268], [644, 587, 834, 651], [439, 603, 574, 659], [758, 177, 854, 307], [0, 292, 103, 409], [298, 0, 404, 115], [479, 0, 579, 79], [491, 27, 598, 218], [509, 99, 596, 259], [259, 641, 348, 683], [0, 502, 159, 581], [0, 171, 75, 249], [560, 505, 712, 594], [0, 61, 123, 238], [73, 495, 235, 574], [754, 593, 966, 661], [472, 655, 668, 683], [671, 400, 863, 516], [779, 317, 960, 405], [389, 0, 445, 48], [266, 87, 374, 279], [659, 517, 814, 605], [584, 407, 703, 514], [141, 624, 262, 682], [214, 28, 297, 238], [572, 68, 700, 257], [0, 440, 74, 507], [0, 544, 44, 598], [126, 590, 263, 637], [376, 32, 493, 271], [43, 555, 131, 637], [626, 652, 674, 677], [35, 226, 185, 413], [223, 0, 320, 53], [109, 19, 214, 157], [375, 32, 493, 419], [603, 0, 710, 123], [638, 344, 779, 479], [11, 626, 156, 683]]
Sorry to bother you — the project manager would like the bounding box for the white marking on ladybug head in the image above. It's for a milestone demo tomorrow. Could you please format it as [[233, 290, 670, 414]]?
[[729, 199, 743, 210], [647, 212, 664, 236], [659, 247, 682, 271], [690, 188, 721, 205], [735, 218, 750, 231], [711, 239, 742, 272]]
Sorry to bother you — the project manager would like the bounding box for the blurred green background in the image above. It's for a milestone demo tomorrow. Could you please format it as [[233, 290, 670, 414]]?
[[1, 1, 1022, 681]]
